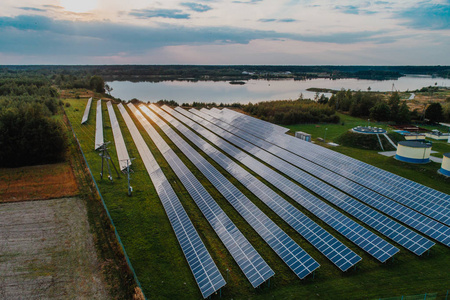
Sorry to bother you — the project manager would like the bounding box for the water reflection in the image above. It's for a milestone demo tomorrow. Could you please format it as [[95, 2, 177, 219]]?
[[107, 76, 450, 104]]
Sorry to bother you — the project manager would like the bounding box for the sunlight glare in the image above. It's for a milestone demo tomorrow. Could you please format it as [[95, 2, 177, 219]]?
[[60, 0, 98, 13]]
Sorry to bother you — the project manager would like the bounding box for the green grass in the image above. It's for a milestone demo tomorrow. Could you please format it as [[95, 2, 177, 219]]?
[[64, 99, 450, 300], [284, 113, 390, 142]]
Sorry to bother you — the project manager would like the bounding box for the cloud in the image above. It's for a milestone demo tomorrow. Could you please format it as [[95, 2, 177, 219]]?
[[259, 18, 276, 22], [397, 2, 450, 30], [335, 5, 360, 14], [42, 5, 63, 9], [181, 2, 212, 12], [259, 18, 297, 23], [129, 9, 190, 19], [17, 7, 46, 12], [232, 0, 263, 4], [279, 18, 296, 23], [335, 2, 378, 15], [0, 14, 403, 63]]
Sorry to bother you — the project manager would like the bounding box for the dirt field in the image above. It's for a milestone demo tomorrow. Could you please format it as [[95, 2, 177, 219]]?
[[0, 163, 78, 203], [0, 197, 109, 299]]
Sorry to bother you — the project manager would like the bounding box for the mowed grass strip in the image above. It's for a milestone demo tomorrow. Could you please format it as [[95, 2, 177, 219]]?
[[65, 99, 450, 300]]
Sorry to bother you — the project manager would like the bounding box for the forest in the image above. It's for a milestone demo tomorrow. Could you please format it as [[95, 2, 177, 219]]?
[[0, 75, 66, 167], [2, 65, 449, 82]]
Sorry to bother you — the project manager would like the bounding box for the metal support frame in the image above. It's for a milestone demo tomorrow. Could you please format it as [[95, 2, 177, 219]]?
[[99, 142, 120, 182]]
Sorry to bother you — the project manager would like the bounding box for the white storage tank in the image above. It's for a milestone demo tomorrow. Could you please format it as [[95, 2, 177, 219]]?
[[439, 153, 450, 176], [395, 141, 432, 164]]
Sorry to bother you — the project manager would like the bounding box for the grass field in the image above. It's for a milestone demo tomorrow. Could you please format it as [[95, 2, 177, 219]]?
[[64, 98, 449, 300]]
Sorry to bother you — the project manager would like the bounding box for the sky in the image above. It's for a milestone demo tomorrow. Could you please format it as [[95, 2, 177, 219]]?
[[0, 0, 449, 65]]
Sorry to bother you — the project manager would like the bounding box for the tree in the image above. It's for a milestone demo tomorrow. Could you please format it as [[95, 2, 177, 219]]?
[[396, 101, 411, 124], [370, 101, 391, 121], [425, 102, 444, 123], [89, 75, 105, 93], [388, 92, 400, 121]]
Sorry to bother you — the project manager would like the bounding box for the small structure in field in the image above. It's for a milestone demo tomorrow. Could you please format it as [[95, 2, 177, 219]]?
[[295, 131, 312, 142], [352, 126, 386, 134]]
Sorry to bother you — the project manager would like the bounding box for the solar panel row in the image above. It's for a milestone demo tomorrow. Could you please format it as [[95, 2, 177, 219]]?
[[212, 109, 450, 222], [94, 100, 104, 150], [211, 107, 289, 134], [117, 103, 226, 298], [106, 101, 131, 171], [81, 97, 92, 124], [150, 104, 361, 272], [198, 109, 445, 251], [169, 106, 399, 263], [128, 104, 274, 288], [136, 104, 320, 279]]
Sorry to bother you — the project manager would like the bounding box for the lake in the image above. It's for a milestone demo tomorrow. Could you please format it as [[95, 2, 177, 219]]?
[[107, 76, 450, 104]]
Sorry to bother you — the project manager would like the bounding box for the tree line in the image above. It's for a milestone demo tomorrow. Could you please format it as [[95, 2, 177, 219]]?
[[243, 99, 340, 125]]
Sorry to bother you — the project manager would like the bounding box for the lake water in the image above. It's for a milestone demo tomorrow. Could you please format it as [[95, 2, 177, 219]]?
[[107, 76, 450, 104]]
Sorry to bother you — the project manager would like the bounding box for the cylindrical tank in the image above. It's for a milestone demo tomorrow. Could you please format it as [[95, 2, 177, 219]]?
[[395, 141, 431, 164], [439, 153, 450, 176]]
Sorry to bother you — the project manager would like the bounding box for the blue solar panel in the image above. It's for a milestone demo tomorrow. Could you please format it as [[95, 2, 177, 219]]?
[[151, 104, 361, 272], [118, 104, 225, 298], [195, 109, 444, 252], [129, 104, 275, 288], [209, 109, 450, 227], [169, 106, 399, 263], [134, 104, 320, 279]]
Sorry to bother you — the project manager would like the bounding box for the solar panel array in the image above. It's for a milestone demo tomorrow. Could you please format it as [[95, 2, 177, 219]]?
[[81, 97, 92, 124], [204, 110, 450, 231], [107, 101, 131, 171], [198, 109, 444, 251], [168, 106, 399, 263], [94, 100, 104, 150], [135, 104, 320, 279], [128, 104, 275, 288], [149, 104, 361, 272], [211, 109, 450, 226], [117, 103, 226, 298]]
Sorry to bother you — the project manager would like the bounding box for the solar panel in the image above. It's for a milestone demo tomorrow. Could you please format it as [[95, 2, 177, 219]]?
[[133, 104, 320, 279], [150, 104, 361, 272], [106, 101, 131, 171], [94, 100, 104, 150], [214, 107, 289, 134], [128, 104, 274, 288], [192, 109, 445, 251], [81, 97, 92, 124], [209, 109, 450, 225], [169, 106, 399, 263], [117, 104, 225, 298]]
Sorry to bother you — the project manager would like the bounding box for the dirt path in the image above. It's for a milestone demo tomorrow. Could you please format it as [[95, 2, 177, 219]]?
[[0, 197, 109, 299]]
